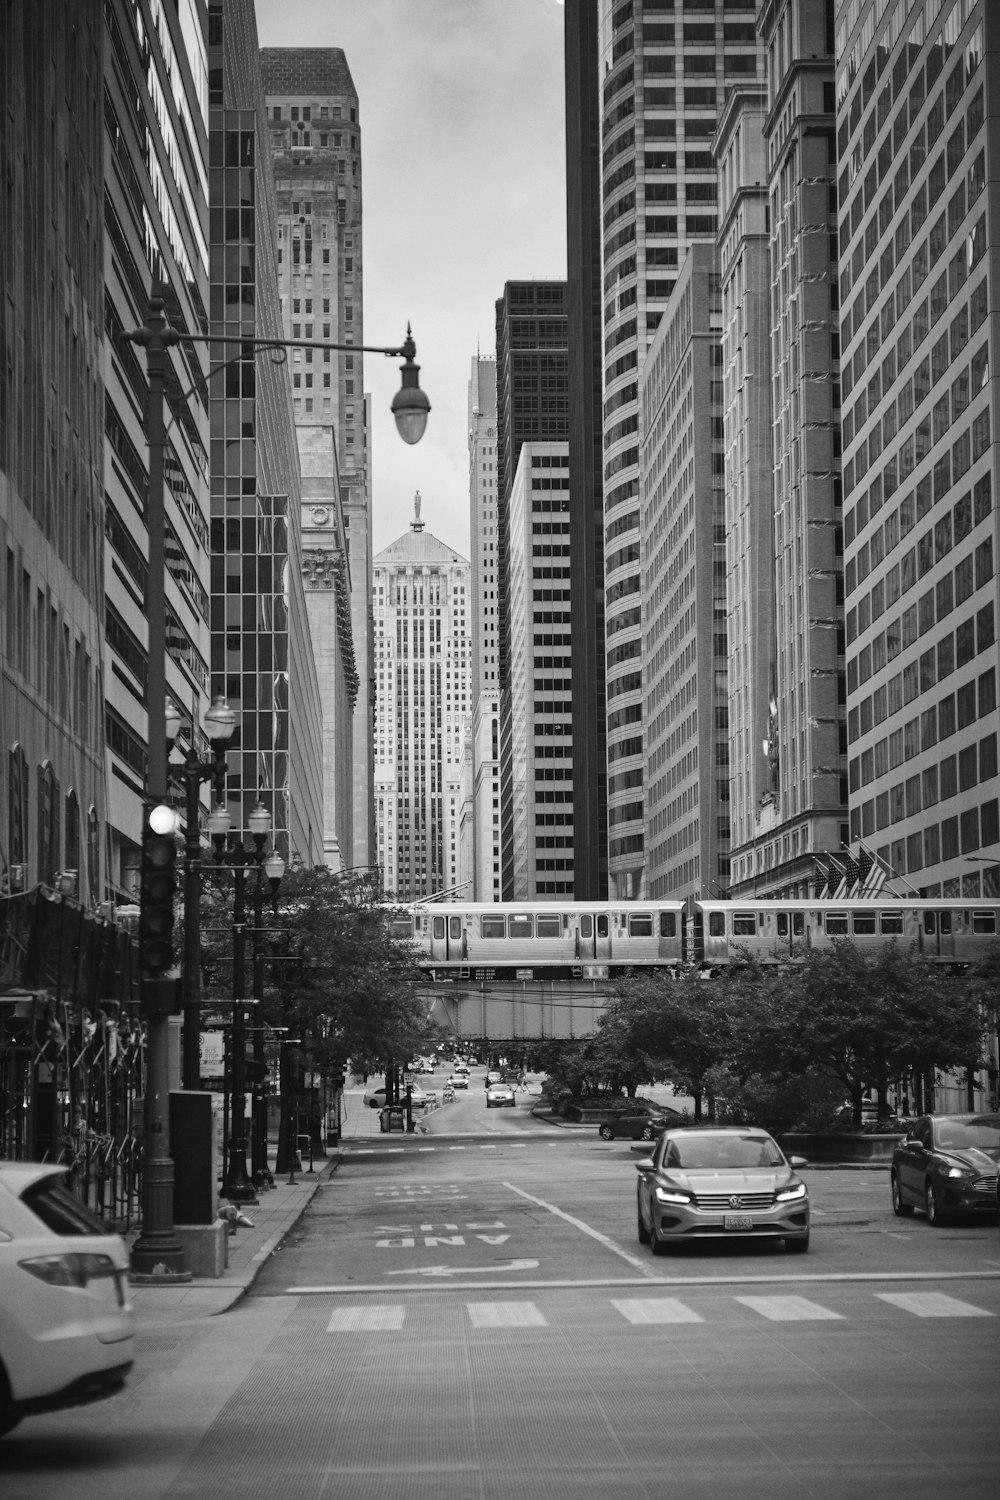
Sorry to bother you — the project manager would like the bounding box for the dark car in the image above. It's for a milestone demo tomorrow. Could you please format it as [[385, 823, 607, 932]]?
[[598, 1105, 685, 1142], [891, 1113, 1000, 1224]]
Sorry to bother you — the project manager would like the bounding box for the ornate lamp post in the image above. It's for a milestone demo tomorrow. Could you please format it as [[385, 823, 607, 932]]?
[[250, 848, 284, 1184], [165, 694, 237, 1091]]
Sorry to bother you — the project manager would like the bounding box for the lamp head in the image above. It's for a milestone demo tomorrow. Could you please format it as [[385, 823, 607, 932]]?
[[204, 694, 237, 746], [164, 698, 183, 746], [391, 325, 430, 445], [248, 799, 271, 841]]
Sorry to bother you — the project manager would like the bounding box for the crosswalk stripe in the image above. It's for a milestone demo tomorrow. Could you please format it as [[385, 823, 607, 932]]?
[[467, 1302, 548, 1328], [612, 1297, 703, 1324], [326, 1306, 405, 1332], [735, 1295, 844, 1322], [876, 1292, 993, 1319]]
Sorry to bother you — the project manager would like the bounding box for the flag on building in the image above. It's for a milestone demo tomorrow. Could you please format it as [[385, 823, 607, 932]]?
[[829, 855, 848, 899], [858, 843, 887, 896], [813, 853, 830, 897], [843, 852, 861, 895]]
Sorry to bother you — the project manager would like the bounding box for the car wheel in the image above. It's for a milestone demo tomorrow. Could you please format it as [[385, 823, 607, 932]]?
[[637, 1203, 651, 1244], [649, 1218, 669, 1256], [599, 1123, 613, 1141], [891, 1171, 914, 1217], [925, 1182, 948, 1225], [641, 1124, 655, 1141], [785, 1231, 810, 1254]]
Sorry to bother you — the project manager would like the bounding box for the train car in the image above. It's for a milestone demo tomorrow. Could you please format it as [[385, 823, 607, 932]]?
[[693, 898, 1000, 968], [388, 901, 687, 981]]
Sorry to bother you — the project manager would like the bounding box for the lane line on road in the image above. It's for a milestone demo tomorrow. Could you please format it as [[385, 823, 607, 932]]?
[[281, 1268, 1000, 1296], [501, 1181, 658, 1276]]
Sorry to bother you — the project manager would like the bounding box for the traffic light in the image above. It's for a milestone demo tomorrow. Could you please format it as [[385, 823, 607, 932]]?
[[139, 803, 178, 976], [244, 1055, 268, 1090]]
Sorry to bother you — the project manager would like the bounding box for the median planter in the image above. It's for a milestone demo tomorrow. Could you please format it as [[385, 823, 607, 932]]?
[[780, 1131, 905, 1164]]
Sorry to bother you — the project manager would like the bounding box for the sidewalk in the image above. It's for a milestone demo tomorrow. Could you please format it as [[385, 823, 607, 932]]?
[[127, 1153, 335, 1325]]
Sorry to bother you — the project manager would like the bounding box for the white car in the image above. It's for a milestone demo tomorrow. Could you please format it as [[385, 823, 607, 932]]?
[[363, 1085, 431, 1109], [447, 1073, 469, 1090], [486, 1083, 516, 1109], [0, 1162, 135, 1437]]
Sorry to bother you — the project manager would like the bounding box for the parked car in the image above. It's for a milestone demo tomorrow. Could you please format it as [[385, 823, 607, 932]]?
[[0, 1162, 135, 1437], [635, 1126, 810, 1254], [598, 1105, 685, 1141], [486, 1083, 516, 1108], [363, 1084, 431, 1109], [891, 1113, 1000, 1224]]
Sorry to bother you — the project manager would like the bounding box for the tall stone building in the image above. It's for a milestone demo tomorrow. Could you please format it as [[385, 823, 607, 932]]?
[[261, 48, 373, 871], [208, 2, 324, 863], [640, 246, 729, 899], [494, 281, 569, 899], [837, 0, 999, 899], [468, 356, 501, 900], [373, 501, 471, 900], [596, 0, 761, 898]]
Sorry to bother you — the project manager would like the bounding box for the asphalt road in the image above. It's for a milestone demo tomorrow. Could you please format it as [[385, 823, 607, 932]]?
[[5, 1077, 1000, 1498]]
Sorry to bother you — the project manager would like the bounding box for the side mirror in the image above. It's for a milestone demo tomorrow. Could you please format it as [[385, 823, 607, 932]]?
[[635, 1157, 655, 1173], [788, 1155, 808, 1168]]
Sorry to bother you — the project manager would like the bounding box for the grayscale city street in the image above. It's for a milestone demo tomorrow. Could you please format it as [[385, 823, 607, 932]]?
[[4, 1083, 999, 1499]]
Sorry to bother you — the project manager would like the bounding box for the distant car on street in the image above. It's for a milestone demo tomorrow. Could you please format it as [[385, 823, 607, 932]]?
[[0, 1162, 135, 1437], [447, 1074, 469, 1091], [891, 1114, 1000, 1223], [486, 1083, 516, 1109], [598, 1104, 686, 1141]]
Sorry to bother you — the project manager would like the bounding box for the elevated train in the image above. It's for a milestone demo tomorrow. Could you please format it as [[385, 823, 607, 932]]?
[[388, 897, 1000, 980]]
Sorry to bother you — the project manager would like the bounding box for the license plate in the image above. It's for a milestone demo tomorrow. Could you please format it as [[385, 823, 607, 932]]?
[[723, 1214, 753, 1231]]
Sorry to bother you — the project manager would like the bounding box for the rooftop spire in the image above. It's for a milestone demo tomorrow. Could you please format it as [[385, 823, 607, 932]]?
[[412, 491, 424, 531]]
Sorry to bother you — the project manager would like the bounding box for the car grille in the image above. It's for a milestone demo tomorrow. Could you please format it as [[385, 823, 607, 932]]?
[[693, 1191, 775, 1211], [971, 1174, 998, 1193]]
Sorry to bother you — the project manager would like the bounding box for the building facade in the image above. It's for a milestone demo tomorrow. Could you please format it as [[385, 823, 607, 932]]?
[[640, 244, 730, 900], [373, 501, 471, 900], [208, 3, 323, 864], [597, 0, 762, 898], [261, 48, 373, 872], [837, 0, 999, 899], [494, 281, 569, 899], [468, 356, 501, 900], [506, 443, 576, 899]]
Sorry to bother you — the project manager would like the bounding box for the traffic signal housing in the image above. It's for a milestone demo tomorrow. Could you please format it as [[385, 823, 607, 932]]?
[[139, 803, 178, 976]]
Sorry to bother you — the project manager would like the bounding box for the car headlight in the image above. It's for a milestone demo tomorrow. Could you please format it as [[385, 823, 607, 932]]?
[[775, 1181, 808, 1202], [943, 1165, 973, 1179], [655, 1185, 692, 1205]]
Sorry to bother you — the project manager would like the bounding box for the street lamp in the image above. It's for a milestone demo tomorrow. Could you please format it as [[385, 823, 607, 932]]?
[[211, 798, 280, 1204], [250, 848, 285, 1184], [165, 694, 237, 1091]]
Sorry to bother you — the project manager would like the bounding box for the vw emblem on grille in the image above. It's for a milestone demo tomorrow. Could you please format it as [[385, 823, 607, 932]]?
[[729, 1195, 743, 1208]]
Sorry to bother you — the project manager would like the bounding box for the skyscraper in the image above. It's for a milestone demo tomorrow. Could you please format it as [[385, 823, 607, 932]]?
[[261, 48, 374, 871], [837, 0, 998, 899], [596, 0, 761, 898], [468, 356, 501, 900], [373, 501, 471, 900]]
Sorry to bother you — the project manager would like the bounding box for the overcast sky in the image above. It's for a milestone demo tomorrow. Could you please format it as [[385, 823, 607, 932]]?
[[254, 0, 568, 557]]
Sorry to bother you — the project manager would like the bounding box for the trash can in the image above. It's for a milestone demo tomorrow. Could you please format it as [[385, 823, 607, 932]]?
[[379, 1105, 405, 1133]]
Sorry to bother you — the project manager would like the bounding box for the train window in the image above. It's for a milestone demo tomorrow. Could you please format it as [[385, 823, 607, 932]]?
[[388, 917, 412, 938], [941, 912, 952, 934], [824, 913, 849, 935], [580, 915, 593, 938], [924, 912, 936, 934], [709, 912, 725, 936], [972, 910, 996, 934], [879, 911, 904, 934], [509, 915, 533, 939], [793, 913, 804, 936], [536, 915, 561, 938], [481, 916, 505, 939], [732, 912, 757, 935], [852, 913, 876, 934], [597, 915, 609, 937], [628, 914, 653, 937], [776, 913, 788, 937], [659, 912, 676, 937], [433, 916, 445, 940], [449, 917, 462, 940]]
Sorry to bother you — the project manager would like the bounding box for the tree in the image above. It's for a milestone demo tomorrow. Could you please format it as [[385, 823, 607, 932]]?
[[605, 967, 734, 1121]]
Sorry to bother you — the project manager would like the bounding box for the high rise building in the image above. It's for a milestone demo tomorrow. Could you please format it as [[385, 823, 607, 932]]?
[[507, 442, 576, 899], [261, 48, 374, 871], [565, 0, 609, 899], [640, 246, 729, 899], [837, 0, 999, 899], [745, 0, 846, 898], [208, 2, 324, 863], [494, 281, 569, 898], [373, 500, 471, 900], [1, 0, 109, 901], [597, 0, 761, 898], [715, 84, 775, 892], [468, 356, 501, 900]]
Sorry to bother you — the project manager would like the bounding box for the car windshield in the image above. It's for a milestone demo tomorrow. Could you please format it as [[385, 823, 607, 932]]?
[[932, 1119, 1000, 1151], [664, 1134, 784, 1170]]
